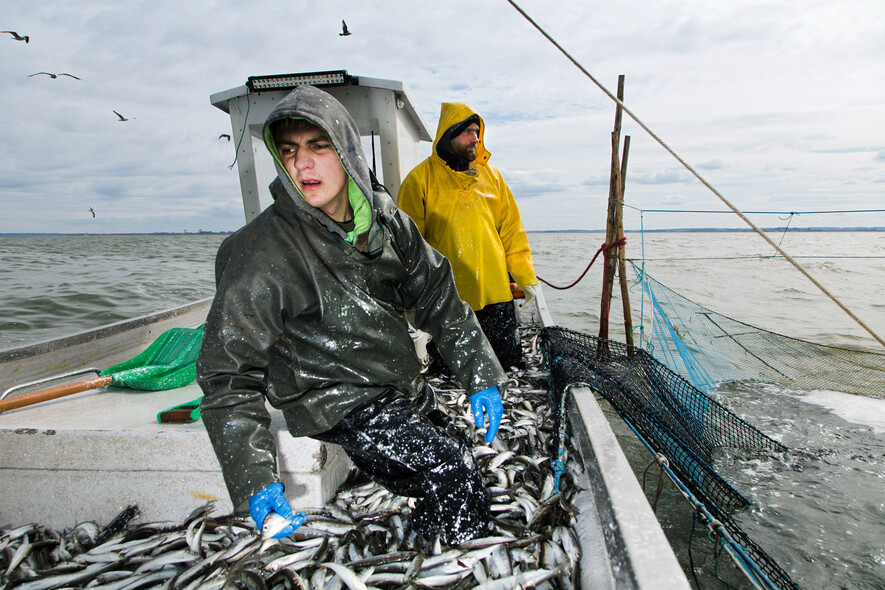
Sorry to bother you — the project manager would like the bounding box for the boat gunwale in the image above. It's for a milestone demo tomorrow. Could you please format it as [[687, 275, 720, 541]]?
[[0, 298, 213, 363]]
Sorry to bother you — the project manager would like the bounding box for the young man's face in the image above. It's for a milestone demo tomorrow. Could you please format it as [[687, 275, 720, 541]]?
[[450, 122, 480, 163], [276, 124, 350, 221]]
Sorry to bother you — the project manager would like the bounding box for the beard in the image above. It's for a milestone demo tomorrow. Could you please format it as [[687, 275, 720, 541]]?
[[452, 143, 477, 163]]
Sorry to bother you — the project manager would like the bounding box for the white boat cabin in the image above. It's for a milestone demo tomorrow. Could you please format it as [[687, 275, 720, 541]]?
[[209, 69, 432, 222]]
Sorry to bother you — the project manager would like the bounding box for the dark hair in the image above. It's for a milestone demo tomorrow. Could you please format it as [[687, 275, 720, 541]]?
[[270, 117, 321, 142], [447, 115, 480, 139]]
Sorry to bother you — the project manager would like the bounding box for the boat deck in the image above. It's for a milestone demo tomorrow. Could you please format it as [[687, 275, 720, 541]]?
[[0, 299, 353, 528], [0, 294, 689, 588], [0, 375, 353, 530]]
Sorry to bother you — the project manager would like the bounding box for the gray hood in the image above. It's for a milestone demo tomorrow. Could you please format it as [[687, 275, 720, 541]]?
[[262, 84, 381, 253]]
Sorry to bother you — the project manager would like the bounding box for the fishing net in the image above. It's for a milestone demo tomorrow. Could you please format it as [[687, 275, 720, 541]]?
[[634, 265, 885, 398], [101, 325, 204, 390], [539, 325, 799, 590]]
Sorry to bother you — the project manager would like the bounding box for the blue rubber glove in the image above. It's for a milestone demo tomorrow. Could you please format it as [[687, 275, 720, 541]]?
[[470, 385, 504, 443], [248, 482, 305, 539]]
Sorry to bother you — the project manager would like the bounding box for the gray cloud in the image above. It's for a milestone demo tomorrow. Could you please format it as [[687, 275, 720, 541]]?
[[697, 159, 726, 171], [2, 0, 883, 233], [630, 169, 694, 185]]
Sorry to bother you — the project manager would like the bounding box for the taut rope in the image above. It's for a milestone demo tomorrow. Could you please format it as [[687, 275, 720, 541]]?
[[506, 0, 884, 349]]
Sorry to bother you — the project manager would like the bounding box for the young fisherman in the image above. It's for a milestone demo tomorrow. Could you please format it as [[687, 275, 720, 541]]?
[[197, 85, 506, 545]]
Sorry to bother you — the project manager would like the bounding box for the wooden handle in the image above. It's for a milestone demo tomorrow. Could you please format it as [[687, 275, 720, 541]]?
[[0, 375, 114, 414], [158, 409, 198, 423]]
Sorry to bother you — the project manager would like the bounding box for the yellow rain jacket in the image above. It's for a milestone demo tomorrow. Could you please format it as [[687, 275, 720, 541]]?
[[397, 103, 537, 311]]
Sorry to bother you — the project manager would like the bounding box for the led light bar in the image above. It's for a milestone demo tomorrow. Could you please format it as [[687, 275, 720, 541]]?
[[246, 70, 356, 92]]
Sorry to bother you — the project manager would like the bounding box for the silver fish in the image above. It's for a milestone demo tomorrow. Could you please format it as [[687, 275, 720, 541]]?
[[364, 571, 405, 585], [320, 561, 368, 590], [487, 450, 516, 471], [133, 548, 199, 573], [185, 518, 206, 554], [4, 536, 31, 577], [309, 566, 327, 589], [14, 562, 116, 590], [260, 513, 298, 540], [473, 563, 567, 590], [413, 571, 471, 586], [487, 545, 513, 578], [264, 546, 317, 573]]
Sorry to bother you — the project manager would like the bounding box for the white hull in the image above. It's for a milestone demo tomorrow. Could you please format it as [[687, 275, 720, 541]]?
[[0, 287, 688, 589]]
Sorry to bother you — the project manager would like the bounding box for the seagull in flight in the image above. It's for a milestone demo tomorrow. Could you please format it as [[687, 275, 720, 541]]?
[[28, 72, 80, 80], [113, 110, 133, 122], [339, 20, 352, 36], [219, 133, 231, 141], [2, 31, 29, 43], [89, 208, 95, 218]]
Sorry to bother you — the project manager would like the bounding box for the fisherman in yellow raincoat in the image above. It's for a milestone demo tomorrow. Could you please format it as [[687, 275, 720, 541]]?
[[398, 102, 538, 371]]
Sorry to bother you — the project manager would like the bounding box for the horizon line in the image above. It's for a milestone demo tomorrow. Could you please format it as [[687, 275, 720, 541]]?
[[2, 226, 885, 237]]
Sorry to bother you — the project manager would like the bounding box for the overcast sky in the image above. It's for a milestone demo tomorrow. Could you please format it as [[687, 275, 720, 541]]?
[[2, 0, 883, 234]]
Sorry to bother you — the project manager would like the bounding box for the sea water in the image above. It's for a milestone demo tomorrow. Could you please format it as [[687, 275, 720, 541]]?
[[0, 234, 225, 349], [0, 231, 883, 588], [534, 230, 885, 589]]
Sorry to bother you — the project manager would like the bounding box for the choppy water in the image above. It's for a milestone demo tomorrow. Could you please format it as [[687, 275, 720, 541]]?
[[533, 230, 885, 589], [1, 231, 883, 588], [0, 234, 225, 349]]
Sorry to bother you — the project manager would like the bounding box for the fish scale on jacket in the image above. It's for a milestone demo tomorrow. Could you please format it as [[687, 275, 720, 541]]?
[[196, 85, 506, 513]]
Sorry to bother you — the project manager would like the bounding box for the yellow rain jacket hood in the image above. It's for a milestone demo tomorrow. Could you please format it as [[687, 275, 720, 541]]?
[[397, 102, 536, 310]]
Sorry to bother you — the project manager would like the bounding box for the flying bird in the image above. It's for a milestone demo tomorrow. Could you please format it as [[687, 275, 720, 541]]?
[[219, 134, 231, 141], [113, 110, 133, 122], [28, 72, 80, 80], [89, 208, 95, 218], [339, 20, 352, 36], [2, 31, 29, 43]]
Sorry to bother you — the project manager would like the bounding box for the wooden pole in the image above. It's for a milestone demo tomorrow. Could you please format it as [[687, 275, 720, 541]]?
[[598, 75, 625, 346], [617, 135, 635, 350], [0, 376, 113, 414]]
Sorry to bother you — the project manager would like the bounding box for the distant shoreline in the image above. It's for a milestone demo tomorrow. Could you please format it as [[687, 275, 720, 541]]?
[[0, 231, 235, 237], [2, 227, 884, 237]]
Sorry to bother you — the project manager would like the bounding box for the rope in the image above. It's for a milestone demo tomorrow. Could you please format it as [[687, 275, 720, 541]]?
[[537, 237, 626, 290], [711, 529, 733, 589], [620, 205, 885, 215], [505, 0, 885, 350], [687, 512, 704, 590], [771, 213, 796, 256], [628, 255, 885, 261], [621, 419, 786, 590], [641, 452, 669, 514], [227, 94, 252, 170], [551, 381, 571, 493]]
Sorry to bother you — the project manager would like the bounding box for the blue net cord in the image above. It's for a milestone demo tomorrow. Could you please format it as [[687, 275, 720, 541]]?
[[633, 264, 718, 393]]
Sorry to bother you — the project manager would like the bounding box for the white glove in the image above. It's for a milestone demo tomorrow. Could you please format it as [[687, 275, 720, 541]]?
[[519, 284, 536, 308]]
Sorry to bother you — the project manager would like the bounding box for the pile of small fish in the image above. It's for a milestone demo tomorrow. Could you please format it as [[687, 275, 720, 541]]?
[[1, 326, 585, 589]]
